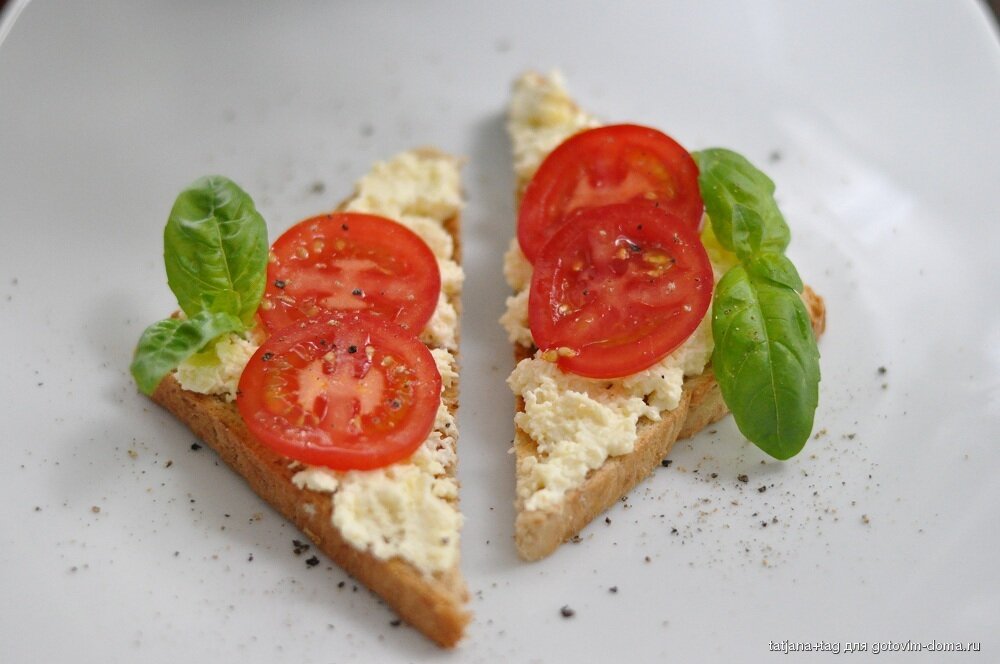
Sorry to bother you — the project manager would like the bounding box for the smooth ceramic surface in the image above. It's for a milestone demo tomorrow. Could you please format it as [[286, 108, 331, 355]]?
[[1, 1, 998, 662]]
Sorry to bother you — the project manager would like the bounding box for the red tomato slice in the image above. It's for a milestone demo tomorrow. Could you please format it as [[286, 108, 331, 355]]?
[[237, 312, 441, 470], [259, 212, 440, 335], [528, 201, 713, 379], [518, 124, 703, 263]]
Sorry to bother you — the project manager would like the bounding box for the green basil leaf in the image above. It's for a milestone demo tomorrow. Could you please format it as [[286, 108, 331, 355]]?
[[130, 311, 244, 395], [164, 176, 268, 325], [711, 265, 820, 459], [745, 252, 803, 292], [693, 148, 790, 258]]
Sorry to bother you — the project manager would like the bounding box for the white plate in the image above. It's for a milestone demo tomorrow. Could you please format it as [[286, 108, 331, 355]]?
[[2, 1, 998, 661]]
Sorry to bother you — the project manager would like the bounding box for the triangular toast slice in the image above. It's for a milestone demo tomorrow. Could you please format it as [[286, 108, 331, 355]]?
[[503, 72, 826, 561], [148, 149, 470, 646]]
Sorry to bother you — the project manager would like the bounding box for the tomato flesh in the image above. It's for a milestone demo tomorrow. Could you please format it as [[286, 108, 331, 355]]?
[[518, 124, 703, 263], [260, 212, 440, 335], [237, 312, 441, 470], [528, 202, 713, 379]]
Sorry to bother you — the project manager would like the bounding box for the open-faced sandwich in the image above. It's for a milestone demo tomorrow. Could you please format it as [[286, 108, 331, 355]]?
[[131, 149, 470, 647], [501, 72, 826, 561]]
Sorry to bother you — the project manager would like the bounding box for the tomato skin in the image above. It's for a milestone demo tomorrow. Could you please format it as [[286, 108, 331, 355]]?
[[237, 312, 441, 470], [260, 212, 441, 335], [518, 124, 703, 263], [528, 201, 713, 379]]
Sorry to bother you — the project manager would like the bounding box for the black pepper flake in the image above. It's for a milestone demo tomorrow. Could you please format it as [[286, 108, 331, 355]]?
[[877, 366, 887, 375], [644, 555, 651, 563], [337, 581, 345, 589], [605, 517, 612, 525], [710, 472, 718, 479], [262, 352, 274, 362], [560, 605, 575, 618], [737, 474, 748, 483], [348, 345, 358, 354], [570, 535, 582, 544], [305, 555, 320, 568], [292, 539, 310, 556], [273, 279, 286, 289], [190, 443, 202, 451], [670, 527, 678, 535], [352, 288, 363, 296], [248, 553, 254, 562], [609, 586, 618, 594], [389, 618, 402, 627], [757, 485, 767, 493], [661, 459, 673, 468], [341, 223, 349, 231]]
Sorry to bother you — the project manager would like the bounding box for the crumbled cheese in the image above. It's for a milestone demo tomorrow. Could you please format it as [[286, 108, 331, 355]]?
[[332, 461, 460, 574], [499, 289, 532, 347], [502, 238, 532, 292], [291, 429, 461, 576], [508, 71, 600, 184], [439, 257, 464, 296], [509, 322, 712, 512], [345, 150, 462, 261], [431, 347, 458, 392], [420, 292, 459, 350], [292, 467, 340, 494], [174, 332, 259, 401]]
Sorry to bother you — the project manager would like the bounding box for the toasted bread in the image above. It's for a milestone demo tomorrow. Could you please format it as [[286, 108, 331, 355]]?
[[147, 150, 470, 647], [504, 72, 827, 561]]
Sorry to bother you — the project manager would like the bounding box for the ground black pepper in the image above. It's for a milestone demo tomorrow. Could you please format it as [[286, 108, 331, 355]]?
[[560, 605, 575, 618]]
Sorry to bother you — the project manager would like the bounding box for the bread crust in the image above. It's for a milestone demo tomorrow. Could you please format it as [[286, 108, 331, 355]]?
[[512, 287, 826, 561], [152, 375, 470, 646], [147, 175, 470, 647]]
